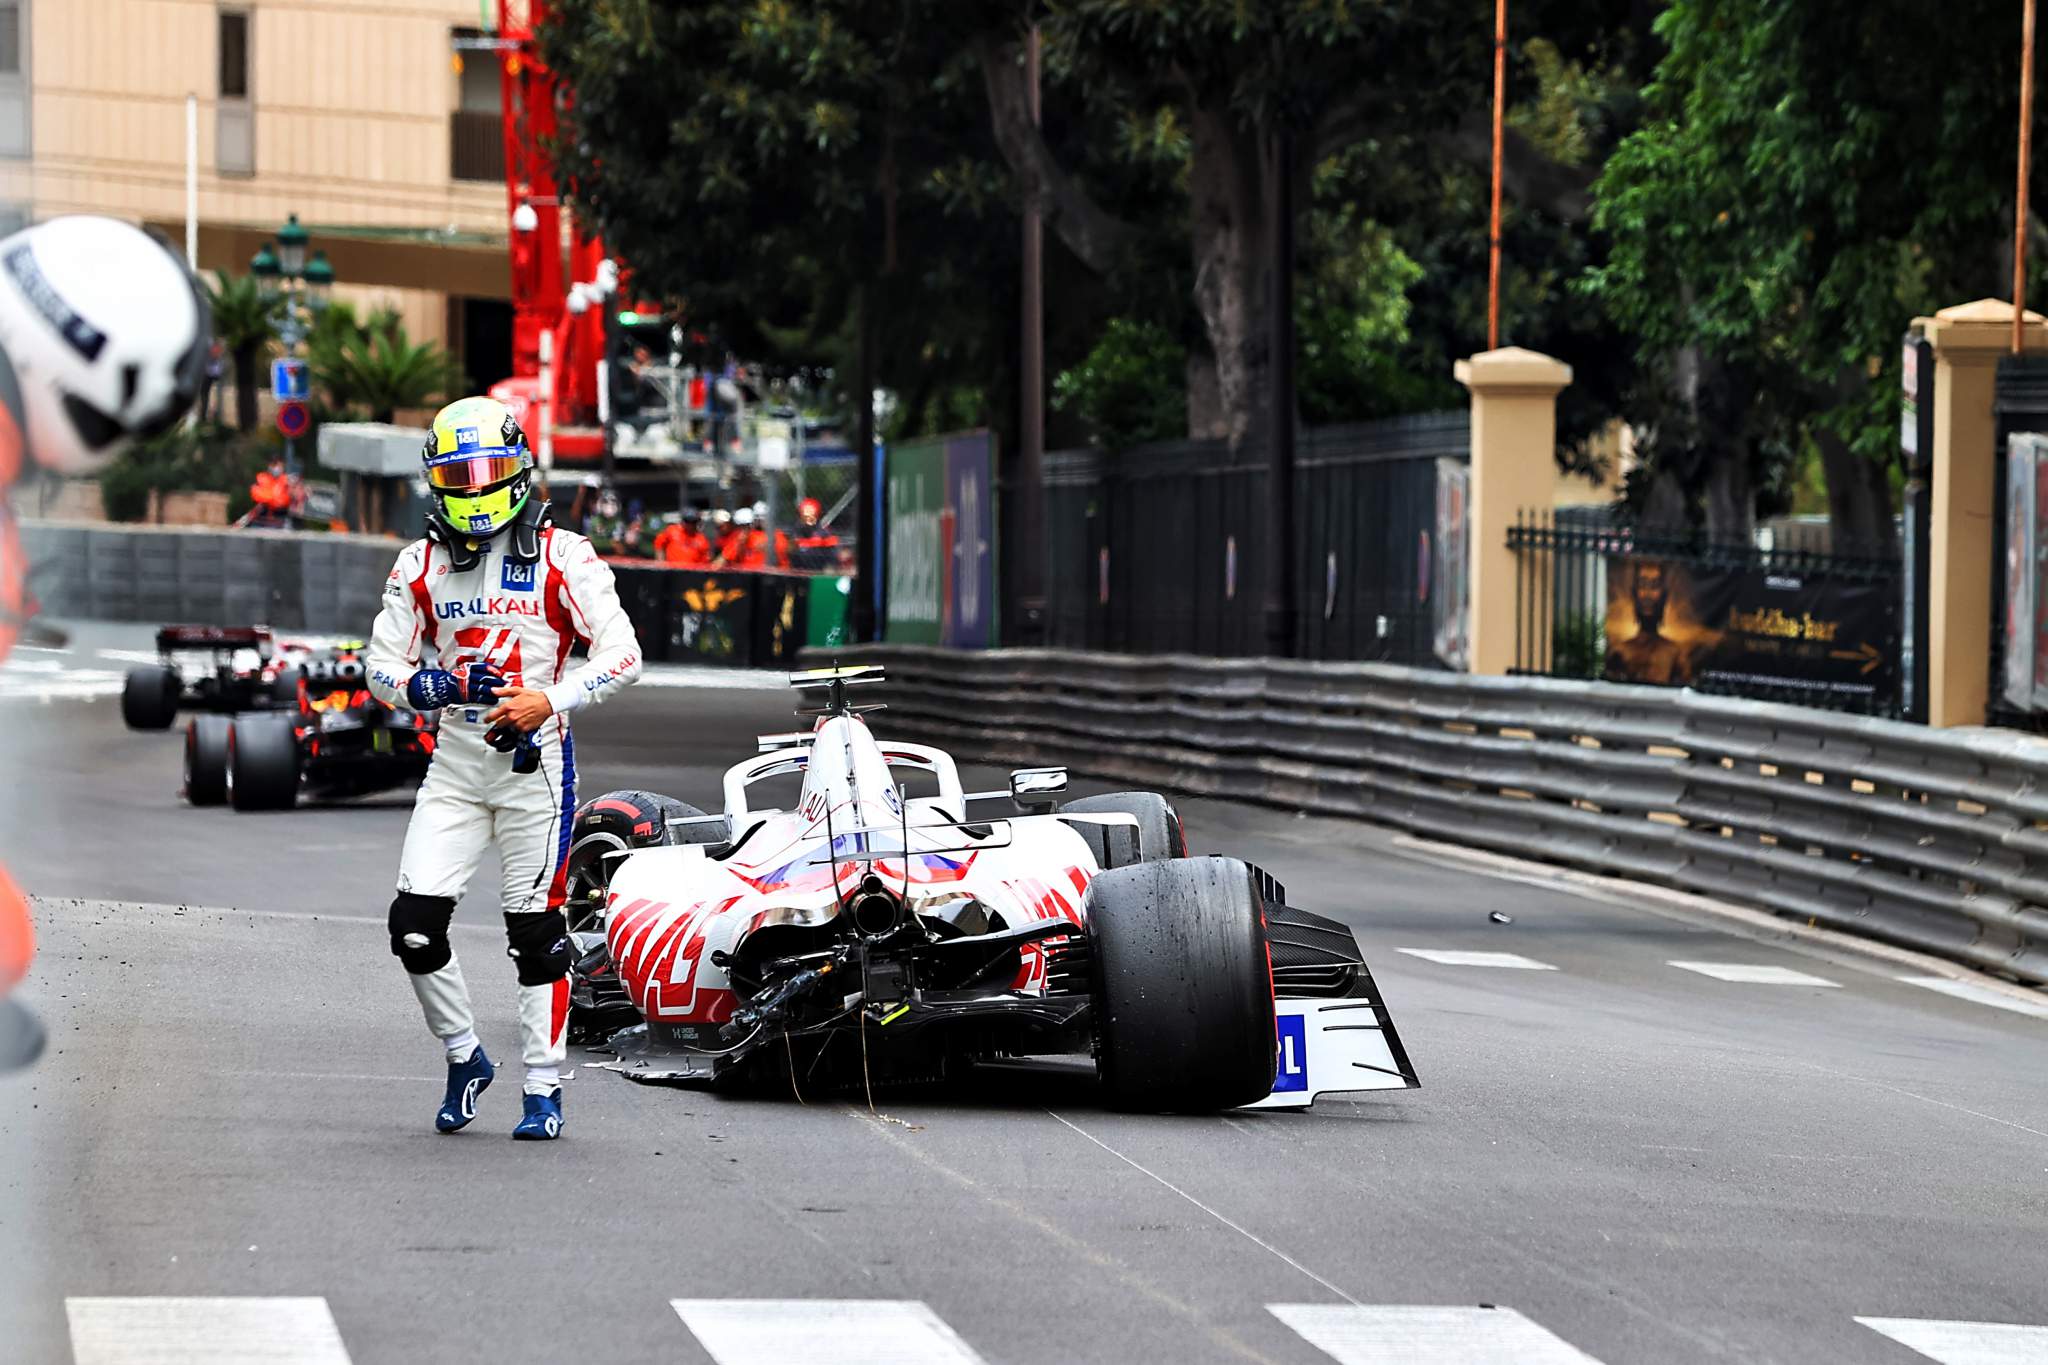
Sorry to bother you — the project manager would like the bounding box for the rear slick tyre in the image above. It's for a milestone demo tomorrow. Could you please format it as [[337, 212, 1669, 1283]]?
[[120, 666, 180, 730], [227, 715, 301, 811], [1087, 856, 1276, 1112], [184, 715, 232, 806]]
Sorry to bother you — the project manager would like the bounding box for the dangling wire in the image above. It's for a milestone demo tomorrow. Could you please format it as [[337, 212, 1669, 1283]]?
[[783, 1030, 806, 1106]]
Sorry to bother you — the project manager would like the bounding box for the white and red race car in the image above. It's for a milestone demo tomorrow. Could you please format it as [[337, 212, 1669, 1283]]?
[[566, 667, 1418, 1111]]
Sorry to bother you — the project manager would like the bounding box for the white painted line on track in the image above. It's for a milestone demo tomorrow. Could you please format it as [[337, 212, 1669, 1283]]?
[[671, 1300, 985, 1365], [1855, 1316, 2048, 1363], [1897, 976, 2048, 1021], [1397, 949, 1558, 970], [1668, 961, 1840, 986], [1270, 1304, 1604, 1364], [67, 1296, 352, 1364]]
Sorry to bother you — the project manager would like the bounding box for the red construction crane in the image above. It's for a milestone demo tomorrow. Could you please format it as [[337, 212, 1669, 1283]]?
[[481, 0, 609, 465]]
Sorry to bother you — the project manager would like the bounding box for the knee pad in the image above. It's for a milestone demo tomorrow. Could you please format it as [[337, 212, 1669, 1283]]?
[[388, 892, 457, 975], [504, 910, 570, 986]]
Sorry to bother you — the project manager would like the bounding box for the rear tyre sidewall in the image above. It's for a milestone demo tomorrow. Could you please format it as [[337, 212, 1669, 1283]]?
[[563, 792, 719, 931], [227, 716, 301, 811], [184, 714, 232, 806], [121, 666, 180, 730], [1087, 856, 1276, 1112]]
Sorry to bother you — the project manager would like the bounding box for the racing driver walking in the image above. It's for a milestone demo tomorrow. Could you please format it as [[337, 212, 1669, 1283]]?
[[368, 396, 641, 1140]]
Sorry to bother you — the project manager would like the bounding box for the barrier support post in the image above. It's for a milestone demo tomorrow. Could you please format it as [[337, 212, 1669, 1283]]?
[[1456, 347, 1571, 676], [1924, 299, 2048, 726]]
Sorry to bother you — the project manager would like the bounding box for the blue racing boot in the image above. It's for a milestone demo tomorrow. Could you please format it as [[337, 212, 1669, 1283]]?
[[434, 1045, 495, 1133], [512, 1088, 563, 1141]]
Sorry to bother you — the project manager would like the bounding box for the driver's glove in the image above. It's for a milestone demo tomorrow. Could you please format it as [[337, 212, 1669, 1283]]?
[[406, 663, 505, 710]]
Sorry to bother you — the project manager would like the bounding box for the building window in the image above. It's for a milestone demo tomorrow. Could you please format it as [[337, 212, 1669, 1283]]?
[[449, 29, 503, 183], [0, 6, 22, 75], [0, 1, 26, 160], [218, 10, 248, 98], [217, 8, 252, 175]]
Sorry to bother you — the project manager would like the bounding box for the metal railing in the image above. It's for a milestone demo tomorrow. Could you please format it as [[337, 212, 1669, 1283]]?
[[820, 643, 2048, 989]]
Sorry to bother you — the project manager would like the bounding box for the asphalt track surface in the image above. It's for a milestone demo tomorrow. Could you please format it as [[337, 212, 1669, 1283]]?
[[4, 626, 2048, 1364]]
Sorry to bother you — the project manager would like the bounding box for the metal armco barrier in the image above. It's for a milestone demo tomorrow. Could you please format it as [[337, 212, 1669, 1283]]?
[[821, 644, 2048, 987]]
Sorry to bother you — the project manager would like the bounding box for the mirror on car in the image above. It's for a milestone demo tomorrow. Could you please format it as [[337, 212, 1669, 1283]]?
[[1009, 767, 1067, 809]]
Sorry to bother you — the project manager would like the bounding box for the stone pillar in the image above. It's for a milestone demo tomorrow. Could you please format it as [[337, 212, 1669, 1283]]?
[[1456, 347, 1573, 676], [1923, 299, 2048, 726]]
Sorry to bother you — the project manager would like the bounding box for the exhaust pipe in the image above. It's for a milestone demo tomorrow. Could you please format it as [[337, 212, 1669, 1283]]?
[[848, 874, 903, 937]]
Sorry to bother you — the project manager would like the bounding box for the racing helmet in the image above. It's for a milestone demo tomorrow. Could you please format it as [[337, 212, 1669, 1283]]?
[[423, 396, 533, 541], [0, 216, 210, 474]]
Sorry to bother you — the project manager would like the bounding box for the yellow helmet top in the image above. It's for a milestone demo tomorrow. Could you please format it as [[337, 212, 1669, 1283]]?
[[423, 396, 533, 540]]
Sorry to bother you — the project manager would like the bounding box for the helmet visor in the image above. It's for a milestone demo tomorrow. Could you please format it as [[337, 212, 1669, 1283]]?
[[425, 450, 526, 492]]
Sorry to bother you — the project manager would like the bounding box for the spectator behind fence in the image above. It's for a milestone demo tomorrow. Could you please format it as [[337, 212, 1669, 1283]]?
[[247, 457, 294, 529], [791, 496, 839, 571], [653, 509, 714, 568]]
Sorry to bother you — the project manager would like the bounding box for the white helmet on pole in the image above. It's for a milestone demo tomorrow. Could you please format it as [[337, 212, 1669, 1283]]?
[[0, 216, 210, 473]]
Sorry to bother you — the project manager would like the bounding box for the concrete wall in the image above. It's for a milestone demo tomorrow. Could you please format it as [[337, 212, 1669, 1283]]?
[[20, 521, 398, 635]]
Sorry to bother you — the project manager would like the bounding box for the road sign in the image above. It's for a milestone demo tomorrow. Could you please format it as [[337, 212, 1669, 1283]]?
[[276, 400, 310, 439], [270, 357, 308, 402]]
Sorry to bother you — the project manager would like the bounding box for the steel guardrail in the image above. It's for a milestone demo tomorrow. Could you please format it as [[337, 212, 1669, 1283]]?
[[819, 643, 2048, 986]]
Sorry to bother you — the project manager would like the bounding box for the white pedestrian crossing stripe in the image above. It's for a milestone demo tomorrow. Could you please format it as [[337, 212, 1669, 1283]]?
[[1667, 961, 1840, 986], [67, 1296, 352, 1364], [1270, 1304, 1604, 1364], [1856, 1316, 2048, 1363], [672, 1299, 986, 1365], [1896, 977, 2048, 1020], [1398, 949, 1558, 970]]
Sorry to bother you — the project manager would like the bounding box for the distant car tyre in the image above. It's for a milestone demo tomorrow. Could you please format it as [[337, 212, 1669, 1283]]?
[[1087, 856, 1276, 1112], [227, 715, 300, 811], [183, 714, 232, 806], [563, 790, 722, 932], [120, 665, 180, 730], [1061, 791, 1186, 869]]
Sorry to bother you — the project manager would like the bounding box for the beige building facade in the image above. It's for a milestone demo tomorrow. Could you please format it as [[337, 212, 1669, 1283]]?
[[0, 0, 518, 383]]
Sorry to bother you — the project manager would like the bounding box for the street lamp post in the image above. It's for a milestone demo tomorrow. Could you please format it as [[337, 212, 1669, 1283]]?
[[250, 212, 337, 479]]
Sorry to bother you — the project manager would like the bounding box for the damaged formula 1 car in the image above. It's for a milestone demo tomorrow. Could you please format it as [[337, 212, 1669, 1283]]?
[[565, 667, 1418, 1111]]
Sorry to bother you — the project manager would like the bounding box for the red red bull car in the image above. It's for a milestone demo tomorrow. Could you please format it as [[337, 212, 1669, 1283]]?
[[181, 646, 435, 812]]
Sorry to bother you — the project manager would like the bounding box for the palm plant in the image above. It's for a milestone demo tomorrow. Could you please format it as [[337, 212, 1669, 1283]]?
[[206, 272, 278, 433], [309, 313, 461, 423]]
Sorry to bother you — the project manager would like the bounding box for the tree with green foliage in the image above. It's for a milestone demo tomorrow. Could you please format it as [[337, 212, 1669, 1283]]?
[[541, 0, 1032, 449], [978, 2, 1638, 457], [1586, 0, 2042, 547], [307, 304, 462, 424], [1052, 316, 1186, 449], [206, 272, 277, 435]]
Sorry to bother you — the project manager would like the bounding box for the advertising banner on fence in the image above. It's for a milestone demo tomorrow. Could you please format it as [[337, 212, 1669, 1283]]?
[[884, 430, 998, 647], [1604, 557, 1897, 709]]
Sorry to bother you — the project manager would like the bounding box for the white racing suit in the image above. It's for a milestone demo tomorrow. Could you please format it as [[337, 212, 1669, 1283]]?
[[368, 518, 641, 1095]]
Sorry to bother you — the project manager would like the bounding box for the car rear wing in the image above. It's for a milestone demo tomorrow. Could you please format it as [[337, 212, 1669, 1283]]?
[[157, 624, 271, 653]]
